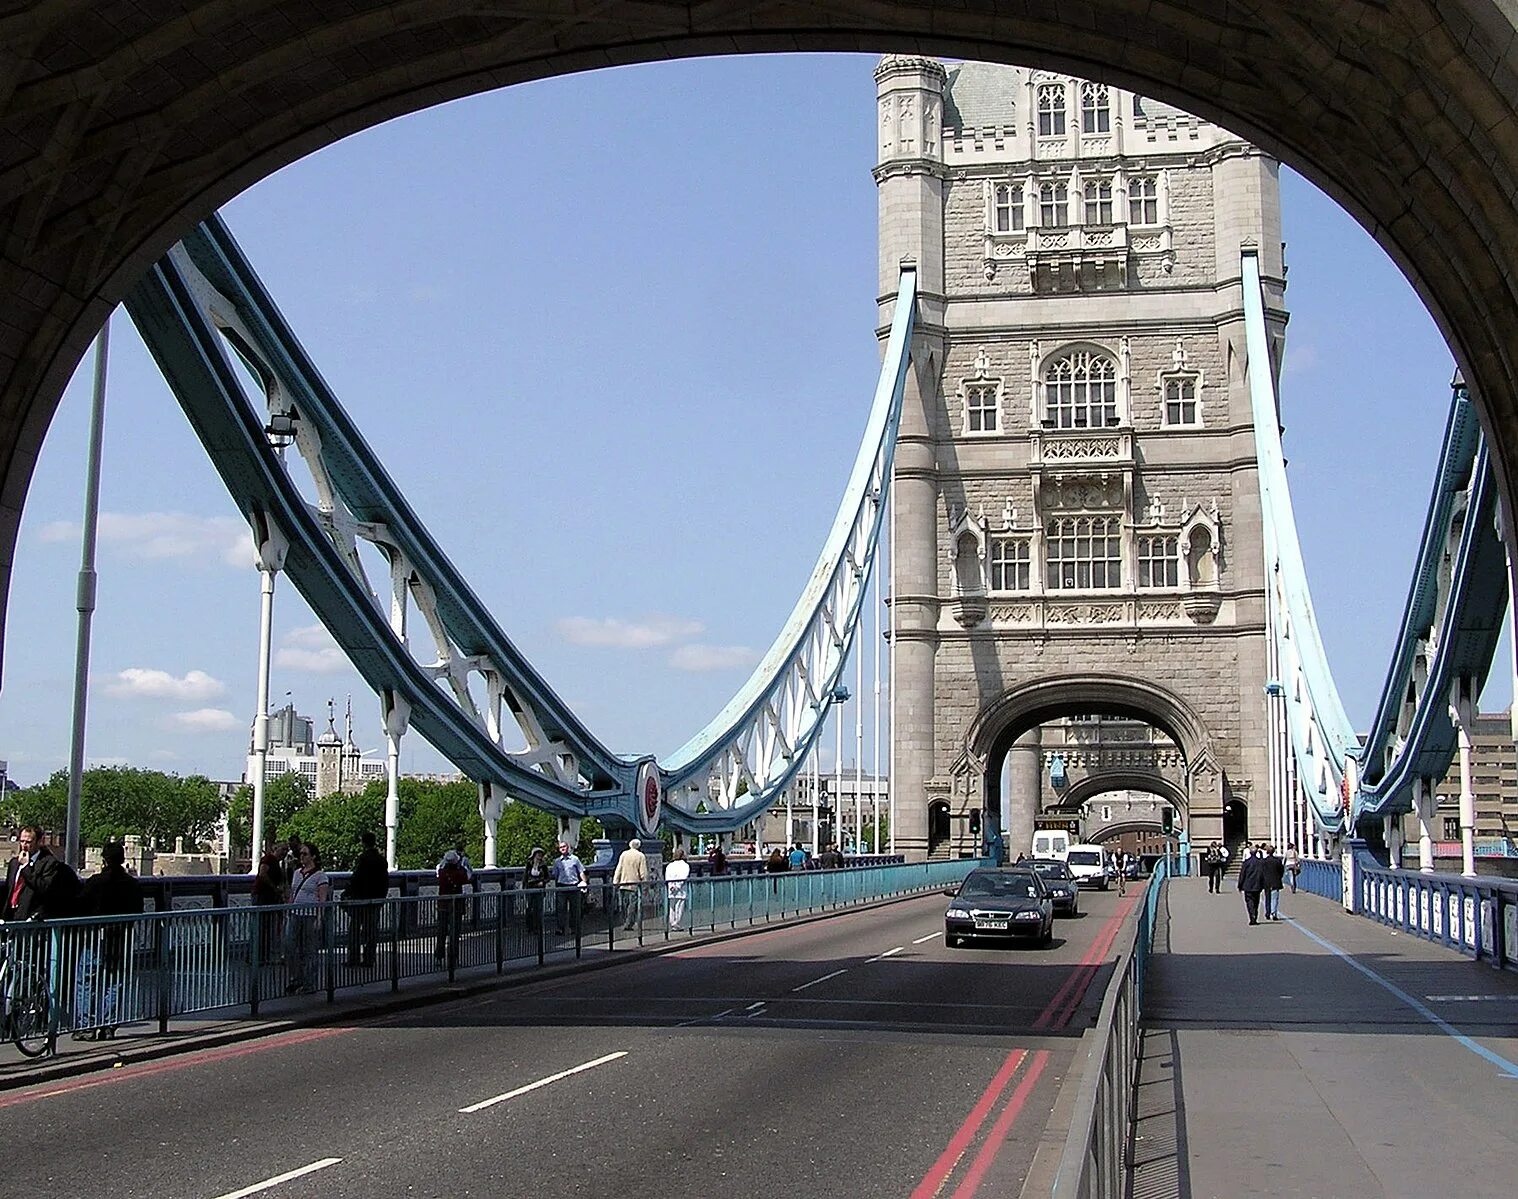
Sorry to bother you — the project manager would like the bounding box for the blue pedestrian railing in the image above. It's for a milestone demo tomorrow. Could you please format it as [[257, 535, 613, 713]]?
[[1354, 862, 1518, 969], [0, 858, 982, 1055], [1296, 858, 1343, 903]]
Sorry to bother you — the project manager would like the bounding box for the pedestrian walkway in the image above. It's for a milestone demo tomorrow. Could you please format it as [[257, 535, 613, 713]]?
[[1131, 875, 1518, 1199]]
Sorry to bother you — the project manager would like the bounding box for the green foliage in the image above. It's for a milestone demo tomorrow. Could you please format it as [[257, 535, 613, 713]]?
[[396, 778, 482, 869], [3, 767, 224, 851], [227, 771, 315, 856], [858, 812, 891, 854], [280, 786, 384, 871]]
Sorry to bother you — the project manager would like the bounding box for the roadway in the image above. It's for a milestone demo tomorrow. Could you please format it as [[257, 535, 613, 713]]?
[[8, 886, 1142, 1199]]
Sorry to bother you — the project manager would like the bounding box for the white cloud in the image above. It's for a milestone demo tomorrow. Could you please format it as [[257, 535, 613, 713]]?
[[669, 644, 759, 672], [555, 615, 705, 649], [105, 668, 226, 701], [38, 511, 250, 569], [170, 708, 240, 732], [275, 625, 349, 674]]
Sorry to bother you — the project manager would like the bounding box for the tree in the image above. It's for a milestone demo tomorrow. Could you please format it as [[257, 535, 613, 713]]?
[[281, 786, 384, 871], [227, 771, 315, 857], [2, 767, 226, 852]]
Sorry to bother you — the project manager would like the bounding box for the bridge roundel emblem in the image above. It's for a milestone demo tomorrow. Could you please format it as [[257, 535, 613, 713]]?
[[635, 760, 662, 836]]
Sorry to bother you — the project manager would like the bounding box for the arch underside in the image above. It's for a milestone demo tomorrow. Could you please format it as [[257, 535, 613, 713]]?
[[3, 3, 1518, 677], [1053, 770, 1187, 815]]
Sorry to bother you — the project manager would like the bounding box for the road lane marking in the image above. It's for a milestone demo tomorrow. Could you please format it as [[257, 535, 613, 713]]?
[[746, 1002, 768, 1018], [913, 932, 940, 944], [459, 1051, 628, 1113], [791, 968, 849, 992], [1288, 920, 1518, 1079], [1034, 893, 1140, 1032], [212, 1159, 342, 1199], [949, 1050, 1051, 1198], [910, 1049, 1027, 1199], [1426, 994, 1518, 1002], [867, 946, 905, 962]]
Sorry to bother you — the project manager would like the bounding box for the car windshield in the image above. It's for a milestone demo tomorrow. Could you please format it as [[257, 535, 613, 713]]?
[[1067, 851, 1102, 866], [958, 873, 1042, 900], [1030, 861, 1073, 880]]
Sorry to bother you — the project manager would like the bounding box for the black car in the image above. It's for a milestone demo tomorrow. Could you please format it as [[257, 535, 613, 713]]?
[[943, 868, 1054, 948], [1026, 858, 1080, 916]]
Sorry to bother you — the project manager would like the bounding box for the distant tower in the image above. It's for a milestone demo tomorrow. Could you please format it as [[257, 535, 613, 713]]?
[[876, 59, 1283, 860], [315, 697, 343, 798]]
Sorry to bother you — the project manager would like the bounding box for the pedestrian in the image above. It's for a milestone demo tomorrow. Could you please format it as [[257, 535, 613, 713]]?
[[707, 842, 728, 876], [612, 838, 649, 931], [72, 841, 143, 1040], [251, 843, 287, 961], [1284, 844, 1301, 893], [280, 833, 303, 893], [665, 848, 690, 930], [1202, 842, 1223, 893], [549, 840, 588, 935], [3, 827, 80, 921], [788, 843, 807, 870], [434, 848, 471, 963], [765, 847, 789, 873], [521, 846, 551, 933], [1115, 850, 1128, 896], [1261, 844, 1286, 920], [343, 831, 388, 968], [283, 842, 330, 993], [1236, 844, 1267, 926]]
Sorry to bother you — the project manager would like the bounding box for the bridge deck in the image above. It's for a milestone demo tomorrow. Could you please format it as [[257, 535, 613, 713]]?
[[1135, 876, 1518, 1198]]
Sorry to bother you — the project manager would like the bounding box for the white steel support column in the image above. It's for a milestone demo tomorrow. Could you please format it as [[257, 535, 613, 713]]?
[[381, 690, 410, 870], [785, 787, 795, 848], [810, 745, 820, 857], [872, 545, 882, 855], [834, 704, 844, 853], [249, 513, 288, 866], [479, 781, 503, 868], [1415, 777, 1436, 873], [888, 487, 897, 855], [1451, 679, 1477, 876], [1386, 812, 1404, 869], [855, 637, 864, 856]]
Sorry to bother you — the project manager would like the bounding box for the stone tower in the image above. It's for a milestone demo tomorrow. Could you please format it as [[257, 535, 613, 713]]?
[[875, 57, 1284, 860]]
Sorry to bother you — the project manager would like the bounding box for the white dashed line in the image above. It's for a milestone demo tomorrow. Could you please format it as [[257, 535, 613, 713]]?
[[212, 1159, 343, 1199], [866, 946, 905, 962], [912, 932, 940, 945], [791, 969, 849, 993], [460, 1052, 628, 1113]]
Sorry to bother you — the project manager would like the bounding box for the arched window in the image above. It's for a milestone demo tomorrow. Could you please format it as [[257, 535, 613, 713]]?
[[1044, 351, 1119, 428], [1039, 182, 1068, 227], [989, 538, 1031, 591], [993, 183, 1024, 233], [1080, 83, 1110, 134], [1046, 515, 1122, 590], [1037, 84, 1066, 136], [1083, 180, 1113, 225], [1138, 535, 1179, 588], [1129, 176, 1159, 225]]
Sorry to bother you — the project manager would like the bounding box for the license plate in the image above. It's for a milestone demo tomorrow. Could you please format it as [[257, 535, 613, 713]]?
[[976, 920, 1009, 930]]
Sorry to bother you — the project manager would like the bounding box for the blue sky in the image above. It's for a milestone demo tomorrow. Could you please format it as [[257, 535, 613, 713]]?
[[0, 53, 1486, 788]]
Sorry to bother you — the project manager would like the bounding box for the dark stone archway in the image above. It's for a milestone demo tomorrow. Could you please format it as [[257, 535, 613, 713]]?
[[3, 4, 1518, 676]]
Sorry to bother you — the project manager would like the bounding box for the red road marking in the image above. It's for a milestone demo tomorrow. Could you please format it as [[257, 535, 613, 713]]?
[[948, 1050, 1051, 1199], [1033, 893, 1140, 1031], [909, 1049, 1028, 1199], [0, 1026, 348, 1110], [1046, 894, 1140, 1031]]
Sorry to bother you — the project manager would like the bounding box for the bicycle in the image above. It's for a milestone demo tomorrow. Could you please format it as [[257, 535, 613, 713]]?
[[0, 929, 53, 1058]]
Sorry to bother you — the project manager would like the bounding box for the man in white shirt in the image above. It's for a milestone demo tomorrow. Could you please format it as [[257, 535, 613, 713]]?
[[664, 848, 690, 930], [550, 841, 588, 935]]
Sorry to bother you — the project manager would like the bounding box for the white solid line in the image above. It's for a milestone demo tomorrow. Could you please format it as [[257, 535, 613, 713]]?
[[212, 1159, 343, 1199], [867, 946, 906, 961], [791, 969, 849, 993], [745, 1001, 765, 1010], [459, 1052, 628, 1113], [912, 932, 939, 945], [1426, 995, 1518, 1002]]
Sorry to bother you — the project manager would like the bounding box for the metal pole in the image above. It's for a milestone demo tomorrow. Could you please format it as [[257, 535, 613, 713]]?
[[855, 626, 864, 856], [888, 486, 897, 854], [834, 698, 843, 855], [873, 535, 882, 856], [65, 318, 110, 869], [1453, 682, 1477, 877], [810, 744, 819, 857], [250, 566, 276, 867]]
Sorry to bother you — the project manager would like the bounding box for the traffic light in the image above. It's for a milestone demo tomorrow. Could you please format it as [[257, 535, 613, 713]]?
[[969, 808, 982, 835], [1161, 806, 1174, 834]]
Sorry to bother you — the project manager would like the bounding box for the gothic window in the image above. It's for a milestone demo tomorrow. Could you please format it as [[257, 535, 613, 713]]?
[[1138, 535, 1180, 588], [1163, 376, 1199, 425], [1046, 515, 1122, 590], [1037, 85, 1066, 136], [1444, 816, 1459, 840], [1083, 180, 1114, 225], [1044, 351, 1118, 428], [989, 538, 1031, 591], [965, 382, 999, 433], [1039, 182, 1069, 227], [1129, 176, 1159, 225], [993, 183, 1024, 233], [1080, 83, 1110, 134]]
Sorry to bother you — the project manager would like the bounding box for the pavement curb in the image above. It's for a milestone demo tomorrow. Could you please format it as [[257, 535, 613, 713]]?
[[1, 886, 943, 1092]]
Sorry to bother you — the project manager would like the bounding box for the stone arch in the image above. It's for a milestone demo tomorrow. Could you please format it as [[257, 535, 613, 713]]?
[[3, 6, 1518, 667], [1058, 770, 1187, 816]]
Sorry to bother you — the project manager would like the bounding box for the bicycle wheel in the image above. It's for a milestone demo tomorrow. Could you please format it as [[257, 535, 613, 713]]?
[[11, 990, 52, 1058]]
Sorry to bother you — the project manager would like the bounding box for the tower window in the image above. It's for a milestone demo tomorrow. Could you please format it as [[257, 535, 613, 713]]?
[[965, 383, 999, 433], [1129, 176, 1159, 225], [1083, 180, 1114, 225], [1038, 85, 1067, 137], [1044, 351, 1118, 428], [989, 538, 1031, 591], [1163, 376, 1199, 425], [1046, 516, 1122, 590], [1138, 535, 1180, 588], [1080, 83, 1111, 134], [1039, 182, 1069, 227], [993, 183, 1025, 233]]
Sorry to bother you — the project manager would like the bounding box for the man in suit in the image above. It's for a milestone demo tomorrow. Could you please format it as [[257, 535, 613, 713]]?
[[2, 827, 72, 921], [1237, 844, 1268, 926], [1260, 845, 1287, 920]]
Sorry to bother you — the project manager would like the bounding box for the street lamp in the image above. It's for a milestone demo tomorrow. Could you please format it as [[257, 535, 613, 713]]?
[[264, 409, 298, 450]]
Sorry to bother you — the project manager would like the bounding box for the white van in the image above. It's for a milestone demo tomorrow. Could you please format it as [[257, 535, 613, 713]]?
[[1064, 844, 1110, 889], [1031, 829, 1071, 861]]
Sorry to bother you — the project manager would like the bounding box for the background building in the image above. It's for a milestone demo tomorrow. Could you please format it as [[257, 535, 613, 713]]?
[[245, 699, 386, 798]]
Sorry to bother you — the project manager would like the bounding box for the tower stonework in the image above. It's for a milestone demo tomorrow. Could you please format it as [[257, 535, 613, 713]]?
[[875, 58, 1284, 860]]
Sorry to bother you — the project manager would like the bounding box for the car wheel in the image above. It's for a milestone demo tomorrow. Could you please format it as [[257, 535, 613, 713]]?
[[944, 933, 958, 948], [1039, 922, 1054, 947]]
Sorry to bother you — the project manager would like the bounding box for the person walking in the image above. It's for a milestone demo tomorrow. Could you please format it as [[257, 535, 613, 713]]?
[[549, 840, 588, 936], [72, 841, 143, 1039], [707, 843, 728, 876], [2, 827, 80, 921], [1202, 843, 1223, 893], [664, 848, 690, 931], [612, 839, 650, 931], [1115, 850, 1128, 897], [250, 843, 287, 962], [788, 843, 807, 870], [1236, 845, 1267, 926], [1261, 845, 1286, 920], [343, 831, 388, 968], [1284, 844, 1301, 893], [284, 843, 330, 993], [521, 846, 551, 934], [764, 847, 789, 873], [434, 848, 471, 963]]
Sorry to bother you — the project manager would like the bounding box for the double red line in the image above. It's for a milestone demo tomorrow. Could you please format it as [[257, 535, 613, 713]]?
[[1033, 891, 1141, 1033]]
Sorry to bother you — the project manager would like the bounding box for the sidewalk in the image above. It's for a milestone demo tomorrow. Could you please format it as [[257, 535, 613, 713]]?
[[1132, 876, 1518, 1199]]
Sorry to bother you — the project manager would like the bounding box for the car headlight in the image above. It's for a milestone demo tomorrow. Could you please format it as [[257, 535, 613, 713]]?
[[1014, 910, 1041, 920], [946, 908, 970, 919]]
